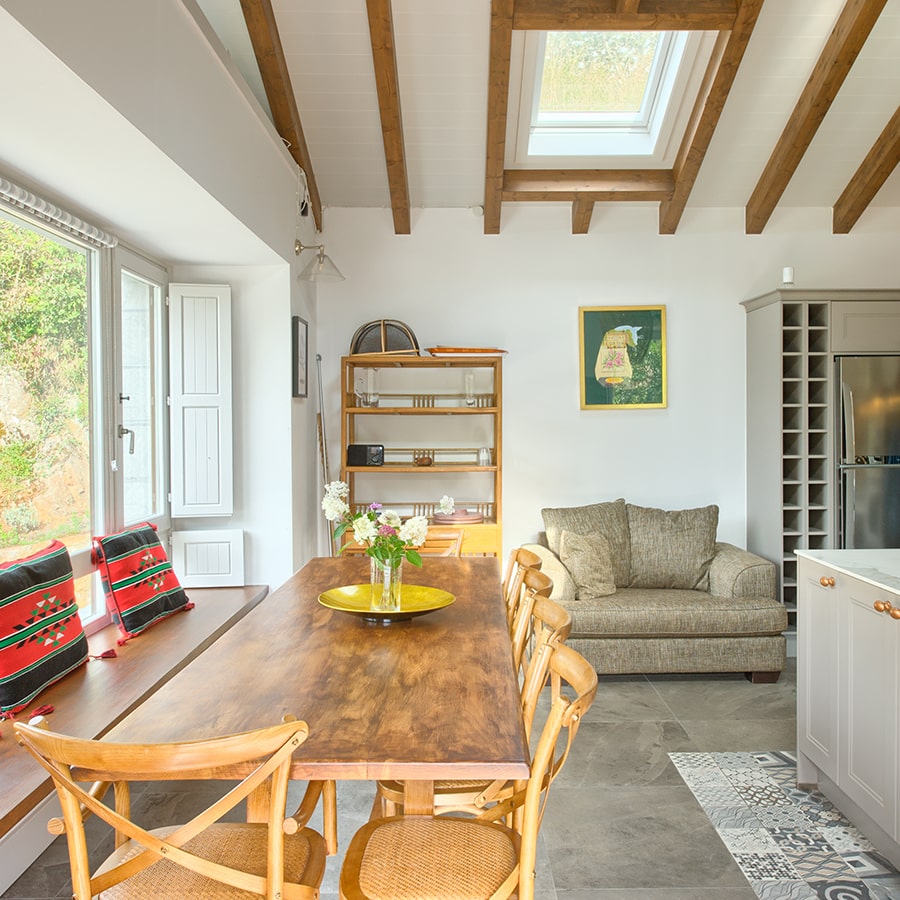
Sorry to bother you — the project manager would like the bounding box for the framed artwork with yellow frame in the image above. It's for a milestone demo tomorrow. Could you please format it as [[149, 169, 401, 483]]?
[[579, 305, 667, 409]]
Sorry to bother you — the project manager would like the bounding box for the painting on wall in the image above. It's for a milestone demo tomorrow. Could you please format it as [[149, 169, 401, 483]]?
[[292, 315, 308, 398], [579, 306, 667, 409]]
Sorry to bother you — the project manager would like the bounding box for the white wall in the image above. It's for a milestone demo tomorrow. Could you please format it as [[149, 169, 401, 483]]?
[[170, 264, 320, 588], [0, 1, 324, 591], [318, 205, 900, 557]]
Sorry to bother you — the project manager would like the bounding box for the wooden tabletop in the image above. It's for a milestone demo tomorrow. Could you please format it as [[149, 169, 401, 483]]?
[[105, 557, 529, 799]]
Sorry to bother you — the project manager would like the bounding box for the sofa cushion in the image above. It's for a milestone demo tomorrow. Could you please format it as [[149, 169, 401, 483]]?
[[627, 504, 718, 590], [541, 499, 630, 587], [559, 531, 616, 599], [561, 587, 789, 638]]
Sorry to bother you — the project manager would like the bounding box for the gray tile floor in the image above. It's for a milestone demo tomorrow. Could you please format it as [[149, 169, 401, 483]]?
[[2, 661, 797, 899]]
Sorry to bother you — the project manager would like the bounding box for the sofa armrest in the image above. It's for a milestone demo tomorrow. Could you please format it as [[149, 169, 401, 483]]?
[[708, 542, 776, 599], [521, 543, 577, 603]]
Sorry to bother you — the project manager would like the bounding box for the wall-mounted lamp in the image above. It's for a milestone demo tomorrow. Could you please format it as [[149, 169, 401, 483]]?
[[295, 240, 345, 282]]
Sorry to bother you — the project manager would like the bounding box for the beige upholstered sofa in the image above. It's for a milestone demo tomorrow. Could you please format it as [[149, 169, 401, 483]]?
[[524, 499, 787, 682]]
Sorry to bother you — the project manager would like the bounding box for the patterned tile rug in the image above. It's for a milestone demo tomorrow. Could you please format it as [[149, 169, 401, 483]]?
[[670, 751, 900, 900]]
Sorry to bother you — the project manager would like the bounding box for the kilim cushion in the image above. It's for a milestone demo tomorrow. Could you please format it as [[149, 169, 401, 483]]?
[[0, 541, 89, 714], [93, 523, 192, 642]]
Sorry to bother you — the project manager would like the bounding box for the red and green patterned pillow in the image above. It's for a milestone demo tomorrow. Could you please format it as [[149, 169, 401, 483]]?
[[93, 523, 192, 642], [0, 541, 89, 714]]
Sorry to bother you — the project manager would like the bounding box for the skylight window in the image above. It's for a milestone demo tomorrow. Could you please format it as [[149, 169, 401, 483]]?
[[509, 29, 712, 165], [536, 31, 667, 128]]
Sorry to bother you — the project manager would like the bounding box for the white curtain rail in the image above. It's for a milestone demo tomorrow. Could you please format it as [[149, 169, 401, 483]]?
[[0, 176, 117, 248]]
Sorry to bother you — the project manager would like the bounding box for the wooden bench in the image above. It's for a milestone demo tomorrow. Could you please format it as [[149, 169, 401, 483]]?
[[0, 585, 268, 845]]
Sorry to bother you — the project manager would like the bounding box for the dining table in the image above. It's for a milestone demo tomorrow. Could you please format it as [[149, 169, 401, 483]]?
[[104, 555, 530, 821]]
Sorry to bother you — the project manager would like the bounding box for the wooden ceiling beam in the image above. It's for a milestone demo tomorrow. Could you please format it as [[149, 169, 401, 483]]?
[[484, 0, 515, 235], [833, 105, 900, 234], [659, 0, 764, 234], [745, 0, 889, 235], [365, 0, 411, 235], [504, 169, 675, 198], [239, 0, 323, 232], [572, 199, 595, 234], [512, 0, 738, 31]]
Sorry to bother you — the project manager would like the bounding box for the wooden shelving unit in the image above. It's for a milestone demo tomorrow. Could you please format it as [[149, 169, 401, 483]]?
[[340, 354, 503, 556]]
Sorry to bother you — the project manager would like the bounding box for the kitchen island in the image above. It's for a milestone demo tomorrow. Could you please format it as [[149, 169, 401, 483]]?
[[796, 548, 900, 868]]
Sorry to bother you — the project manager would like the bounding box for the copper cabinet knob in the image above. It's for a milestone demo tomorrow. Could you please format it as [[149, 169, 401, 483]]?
[[819, 576, 835, 587], [875, 600, 888, 613], [891, 608, 900, 621]]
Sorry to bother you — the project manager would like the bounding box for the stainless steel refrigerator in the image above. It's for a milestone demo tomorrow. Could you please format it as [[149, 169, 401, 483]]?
[[836, 355, 900, 548]]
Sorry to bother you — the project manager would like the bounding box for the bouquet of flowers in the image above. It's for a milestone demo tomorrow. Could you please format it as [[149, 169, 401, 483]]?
[[322, 482, 455, 568]]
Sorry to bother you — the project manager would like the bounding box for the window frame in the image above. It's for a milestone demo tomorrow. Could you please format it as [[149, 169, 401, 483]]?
[[0, 203, 171, 632], [508, 29, 718, 167]]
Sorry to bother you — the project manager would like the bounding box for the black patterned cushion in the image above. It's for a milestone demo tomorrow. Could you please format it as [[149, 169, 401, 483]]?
[[0, 541, 88, 714], [93, 523, 192, 642]]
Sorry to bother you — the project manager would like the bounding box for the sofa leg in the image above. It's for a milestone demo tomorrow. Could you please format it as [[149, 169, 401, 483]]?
[[746, 671, 780, 684]]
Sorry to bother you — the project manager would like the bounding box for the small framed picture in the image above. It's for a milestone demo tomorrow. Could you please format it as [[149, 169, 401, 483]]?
[[579, 305, 667, 409], [292, 316, 308, 398]]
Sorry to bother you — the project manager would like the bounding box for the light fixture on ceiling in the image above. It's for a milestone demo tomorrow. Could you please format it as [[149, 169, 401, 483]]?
[[295, 240, 345, 282]]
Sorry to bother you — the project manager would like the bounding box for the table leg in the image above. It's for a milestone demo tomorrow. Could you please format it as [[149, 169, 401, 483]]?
[[246, 779, 271, 823], [402, 779, 434, 816]]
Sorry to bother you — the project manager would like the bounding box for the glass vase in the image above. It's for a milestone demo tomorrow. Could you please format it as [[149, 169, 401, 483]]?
[[370, 557, 402, 612]]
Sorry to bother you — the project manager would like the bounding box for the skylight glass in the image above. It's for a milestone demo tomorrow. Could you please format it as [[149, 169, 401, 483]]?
[[518, 29, 693, 160], [537, 31, 663, 126]]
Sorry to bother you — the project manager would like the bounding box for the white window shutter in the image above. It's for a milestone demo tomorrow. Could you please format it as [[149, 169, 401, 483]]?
[[169, 284, 233, 517]]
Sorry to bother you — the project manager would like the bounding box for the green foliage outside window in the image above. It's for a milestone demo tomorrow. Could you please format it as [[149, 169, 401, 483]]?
[[0, 218, 89, 547], [540, 31, 660, 115]]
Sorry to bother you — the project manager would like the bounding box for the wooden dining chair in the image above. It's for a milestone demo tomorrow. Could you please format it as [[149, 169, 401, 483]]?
[[373, 595, 573, 819], [341, 642, 598, 900], [418, 526, 464, 556], [510, 567, 554, 677], [14, 717, 327, 900], [501, 546, 543, 627]]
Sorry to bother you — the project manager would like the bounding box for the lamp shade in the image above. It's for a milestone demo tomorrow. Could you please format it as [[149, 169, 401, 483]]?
[[299, 248, 345, 282]]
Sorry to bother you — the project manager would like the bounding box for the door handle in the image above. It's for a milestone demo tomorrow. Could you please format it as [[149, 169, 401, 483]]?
[[118, 425, 135, 455]]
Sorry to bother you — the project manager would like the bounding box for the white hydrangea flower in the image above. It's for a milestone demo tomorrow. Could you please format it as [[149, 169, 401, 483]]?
[[438, 495, 455, 515], [399, 515, 429, 547], [322, 495, 350, 522], [324, 480, 349, 500], [352, 516, 378, 545], [378, 509, 402, 529]]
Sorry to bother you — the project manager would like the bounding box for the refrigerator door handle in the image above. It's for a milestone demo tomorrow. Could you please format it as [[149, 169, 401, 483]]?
[[843, 468, 855, 549], [841, 376, 855, 465]]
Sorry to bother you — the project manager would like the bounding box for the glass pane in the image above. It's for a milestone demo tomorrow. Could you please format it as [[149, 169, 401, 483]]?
[[0, 217, 90, 562], [538, 31, 662, 119], [120, 270, 160, 524]]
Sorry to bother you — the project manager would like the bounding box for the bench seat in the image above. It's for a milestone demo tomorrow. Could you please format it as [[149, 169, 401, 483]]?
[[0, 585, 267, 840]]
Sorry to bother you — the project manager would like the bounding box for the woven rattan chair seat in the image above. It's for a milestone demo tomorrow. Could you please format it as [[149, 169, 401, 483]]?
[[353, 817, 519, 900], [95, 823, 316, 899]]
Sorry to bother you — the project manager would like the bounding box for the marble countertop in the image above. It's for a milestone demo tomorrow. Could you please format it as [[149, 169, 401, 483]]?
[[795, 548, 900, 594]]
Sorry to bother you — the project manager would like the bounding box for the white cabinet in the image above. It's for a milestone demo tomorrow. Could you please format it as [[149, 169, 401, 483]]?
[[743, 289, 900, 656], [797, 550, 900, 859], [831, 300, 900, 353], [840, 575, 899, 837], [796, 557, 840, 782]]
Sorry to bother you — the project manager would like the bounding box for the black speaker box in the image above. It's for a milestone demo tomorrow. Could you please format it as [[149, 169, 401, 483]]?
[[347, 444, 384, 466]]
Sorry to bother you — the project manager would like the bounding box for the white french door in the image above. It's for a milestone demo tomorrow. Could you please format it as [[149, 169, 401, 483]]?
[[112, 248, 169, 533]]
